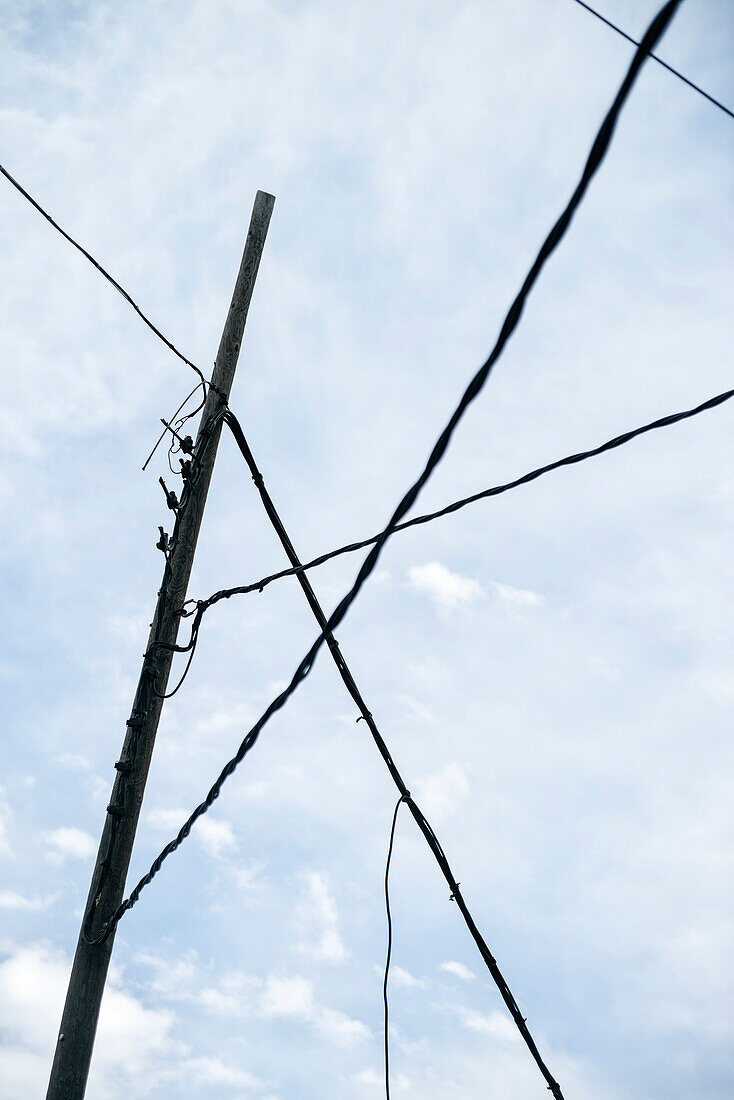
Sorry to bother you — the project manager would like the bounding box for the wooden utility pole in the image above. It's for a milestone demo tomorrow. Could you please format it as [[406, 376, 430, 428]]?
[[46, 190, 275, 1100]]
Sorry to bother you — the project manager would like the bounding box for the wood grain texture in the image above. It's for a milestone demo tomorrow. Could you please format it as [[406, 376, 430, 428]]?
[[45, 191, 274, 1100]]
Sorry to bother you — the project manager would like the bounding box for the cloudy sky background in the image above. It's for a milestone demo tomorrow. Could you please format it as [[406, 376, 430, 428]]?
[[1, 1, 732, 1097]]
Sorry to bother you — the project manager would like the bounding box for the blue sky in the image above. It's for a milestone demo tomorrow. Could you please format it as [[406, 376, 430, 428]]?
[[1, 1, 733, 1097]]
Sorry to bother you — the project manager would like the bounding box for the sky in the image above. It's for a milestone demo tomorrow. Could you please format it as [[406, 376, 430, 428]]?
[[0, 1, 733, 1097]]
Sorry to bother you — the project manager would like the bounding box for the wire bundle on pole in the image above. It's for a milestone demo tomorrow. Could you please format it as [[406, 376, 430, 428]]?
[[102, 0, 684, 942], [81, 404, 227, 945]]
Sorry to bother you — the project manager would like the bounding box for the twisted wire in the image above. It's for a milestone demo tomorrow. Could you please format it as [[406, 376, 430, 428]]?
[[571, 0, 734, 120], [0, 161, 210, 391], [98, 6, 681, 1041], [220, 404, 565, 1091], [182, 384, 734, 626]]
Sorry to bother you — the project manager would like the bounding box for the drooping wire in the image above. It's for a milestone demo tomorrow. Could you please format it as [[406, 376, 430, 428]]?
[[383, 795, 407, 1100], [0, 161, 210, 392], [185, 384, 734, 622], [570, 0, 734, 120]]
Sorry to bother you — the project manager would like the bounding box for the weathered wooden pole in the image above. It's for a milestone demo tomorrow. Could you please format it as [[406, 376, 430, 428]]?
[[46, 190, 275, 1100]]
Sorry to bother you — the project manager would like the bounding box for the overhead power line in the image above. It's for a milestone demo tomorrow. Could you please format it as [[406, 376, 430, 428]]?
[[102, 0, 681, 970], [0, 161, 210, 392], [571, 0, 734, 119], [217, 406, 565, 1094], [178, 385, 734, 630]]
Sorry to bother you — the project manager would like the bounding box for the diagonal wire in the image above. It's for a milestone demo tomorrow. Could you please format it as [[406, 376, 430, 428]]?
[[142, 382, 207, 471], [0, 161, 209, 390], [184, 385, 734, 622], [97, 0, 682, 1024], [161, 383, 734, 700], [219, 406, 565, 1095], [571, 0, 734, 119]]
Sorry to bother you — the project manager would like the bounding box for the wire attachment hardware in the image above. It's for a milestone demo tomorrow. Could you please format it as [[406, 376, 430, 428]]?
[[159, 477, 180, 512]]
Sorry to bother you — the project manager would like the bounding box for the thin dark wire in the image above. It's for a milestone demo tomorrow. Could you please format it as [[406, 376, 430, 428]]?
[[571, 0, 734, 120], [80, 404, 227, 945], [99, 0, 681, 992], [187, 385, 734, 622], [153, 634, 200, 699], [384, 795, 406, 1100], [143, 382, 207, 471], [0, 161, 210, 391], [219, 406, 564, 1091]]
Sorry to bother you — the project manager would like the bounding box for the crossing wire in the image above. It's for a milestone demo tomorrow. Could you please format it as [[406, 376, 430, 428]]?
[[175, 384, 734, 638], [571, 0, 734, 120], [219, 406, 565, 1095], [97, 0, 683, 984]]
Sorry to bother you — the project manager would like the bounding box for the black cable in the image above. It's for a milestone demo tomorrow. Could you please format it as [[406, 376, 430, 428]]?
[[571, 0, 734, 120], [80, 405, 226, 945], [143, 382, 207, 472], [0, 161, 210, 391], [220, 405, 565, 1092], [383, 795, 406, 1100], [95, 1, 682, 1020], [190, 385, 734, 617]]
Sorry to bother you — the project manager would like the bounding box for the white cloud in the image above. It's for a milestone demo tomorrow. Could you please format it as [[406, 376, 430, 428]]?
[[314, 1007, 371, 1048], [194, 817, 236, 859], [259, 975, 314, 1019], [0, 819, 11, 860], [0, 890, 56, 912], [491, 581, 544, 611], [415, 763, 470, 822], [390, 965, 424, 989], [55, 754, 93, 771], [145, 808, 186, 832], [461, 1009, 520, 1043], [588, 655, 621, 682], [146, 808, 235, 859], [294, 870, 347, 963], [233, 861, 265, 894], [135, 952, 198, 1000], [161, 1055, 261, 1090], [258, 974, 370, 1047], [395, 694, 433, 723], [0, 792, 12, 859], [408, 561, 483, 610], [0, 942, 179, 1097], [107, 609, 151, 645], [352, 1067, 383, 1088], [439, 960, 475, 982], [43, 827, 96, 863], [198, 987, 243, 1017]]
